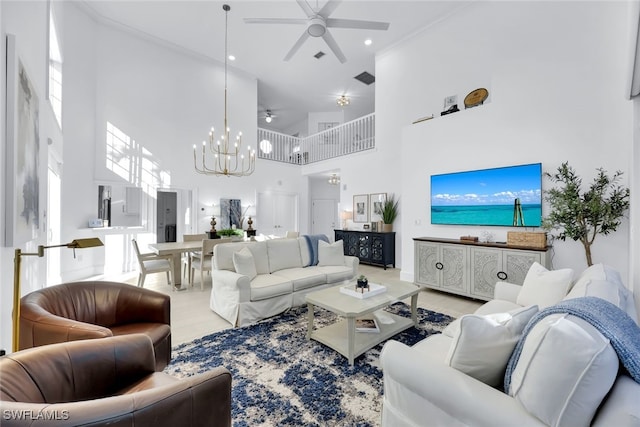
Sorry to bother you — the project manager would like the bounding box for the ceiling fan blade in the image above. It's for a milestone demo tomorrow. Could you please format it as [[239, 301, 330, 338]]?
[[244, 17, 308, 25], [318, 0, 342, 18], [326, 18, 390, 31], [284, 31, 310, 61], [296, 0, 316, 18], [322, 30, 346, 64]]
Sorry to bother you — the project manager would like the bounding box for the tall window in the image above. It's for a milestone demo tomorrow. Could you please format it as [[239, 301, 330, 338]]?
[[48, 10, 62, 128]]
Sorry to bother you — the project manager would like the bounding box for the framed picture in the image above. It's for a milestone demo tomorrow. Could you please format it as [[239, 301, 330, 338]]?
[[5, 34, 41, 246], [353, 194, 369, 223], [369, 193, 387, 223]]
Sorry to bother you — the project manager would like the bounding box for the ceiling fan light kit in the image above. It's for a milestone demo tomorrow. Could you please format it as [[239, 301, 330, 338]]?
[[193, 4, 255, 177], [244, 0, 390, 64]]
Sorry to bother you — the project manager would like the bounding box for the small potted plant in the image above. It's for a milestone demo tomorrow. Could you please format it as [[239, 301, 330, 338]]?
[[356, 275, 369, 292], [381, 194, 399, 232], [218, 228, 243, 239]]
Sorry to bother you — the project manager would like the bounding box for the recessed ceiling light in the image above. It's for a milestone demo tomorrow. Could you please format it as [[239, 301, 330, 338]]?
[[364, 39, 372, 46], [228, 54, 236, 61]]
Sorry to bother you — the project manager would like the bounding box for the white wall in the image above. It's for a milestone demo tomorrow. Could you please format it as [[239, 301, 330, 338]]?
[[375, 1, 634, 282], [61, 5, 304, 271], [0, 0, 64, 352], [307, 111, 345, 136]]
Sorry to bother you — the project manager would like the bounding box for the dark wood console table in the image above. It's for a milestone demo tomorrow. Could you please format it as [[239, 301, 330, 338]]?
[[335, 229, 396, 269]]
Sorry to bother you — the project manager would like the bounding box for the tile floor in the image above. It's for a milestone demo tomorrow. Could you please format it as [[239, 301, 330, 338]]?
[[104, 264, 483, 345]]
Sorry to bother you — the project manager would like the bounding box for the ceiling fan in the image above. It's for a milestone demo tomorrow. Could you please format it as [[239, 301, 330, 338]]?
[[262, 109, 277, 123], [244, 0, 390, 64]]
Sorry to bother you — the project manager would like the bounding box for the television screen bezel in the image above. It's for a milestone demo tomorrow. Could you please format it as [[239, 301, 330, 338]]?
[[430, 162, 543, 227]]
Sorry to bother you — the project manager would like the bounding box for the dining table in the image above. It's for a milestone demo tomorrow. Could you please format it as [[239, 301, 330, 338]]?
[[148, 240, 204, 286]]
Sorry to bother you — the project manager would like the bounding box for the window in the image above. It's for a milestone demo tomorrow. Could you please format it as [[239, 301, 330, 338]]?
[[48, 10, 63, 128]]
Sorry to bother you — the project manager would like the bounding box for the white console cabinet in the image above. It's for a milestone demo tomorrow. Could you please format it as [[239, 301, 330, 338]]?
[[414, 237, 551, 301]]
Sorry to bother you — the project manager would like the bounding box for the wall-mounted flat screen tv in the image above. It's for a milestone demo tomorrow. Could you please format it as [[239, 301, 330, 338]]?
[[431, 163, 542, 227]]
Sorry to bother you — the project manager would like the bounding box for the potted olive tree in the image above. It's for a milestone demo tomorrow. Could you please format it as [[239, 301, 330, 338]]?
[[542, 162, 630, 266], [381, 194, 399, 232]]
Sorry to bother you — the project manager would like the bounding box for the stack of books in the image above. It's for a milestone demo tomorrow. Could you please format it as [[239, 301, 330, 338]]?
[[355, 318, 380, 333]]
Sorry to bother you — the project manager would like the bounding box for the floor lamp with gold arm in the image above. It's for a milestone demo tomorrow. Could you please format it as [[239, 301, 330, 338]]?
[[12, 237, 104, 352]]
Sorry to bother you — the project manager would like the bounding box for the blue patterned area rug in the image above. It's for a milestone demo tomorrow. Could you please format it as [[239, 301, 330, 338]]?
[[165, 303, 453, 427]]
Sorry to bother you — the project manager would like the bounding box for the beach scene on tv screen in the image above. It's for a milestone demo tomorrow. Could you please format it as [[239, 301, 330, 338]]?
[[431, 163, 542, 227]]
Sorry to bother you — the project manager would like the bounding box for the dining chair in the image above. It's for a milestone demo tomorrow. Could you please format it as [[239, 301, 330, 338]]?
[[191, 239, 219, 291], [182, 233, 207, 284], [132, 239, 175, 290]]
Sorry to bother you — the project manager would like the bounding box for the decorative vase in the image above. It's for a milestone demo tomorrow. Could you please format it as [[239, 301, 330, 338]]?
[[382, 223, 393, 233]]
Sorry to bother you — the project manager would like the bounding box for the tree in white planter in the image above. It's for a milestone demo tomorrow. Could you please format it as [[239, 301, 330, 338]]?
[[542, 162, 630, 266]]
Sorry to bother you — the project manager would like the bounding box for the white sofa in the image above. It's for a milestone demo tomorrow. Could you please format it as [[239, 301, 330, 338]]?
[[210, 236, 359, 327], [381, 263, 640, 427]]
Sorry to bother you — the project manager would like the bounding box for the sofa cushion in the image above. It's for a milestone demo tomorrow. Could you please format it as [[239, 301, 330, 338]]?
[[566, 264, 638, 323], [315, 265, 354, 284], [272, 268, 326, 291], [516, 262, 573, 309], [233, 247, 257, 280], [247, 242, 270, 274], [445, 305, 538, 387], [443, 299, 522, 338], [572, 263, 624, 290], [591, 375, 640, 426], [411, 333, 452, 360], [249, 275, 293, 301], [317, 240, 345, 266], [508, 313, 619, 427], [267, 239, 303, 273], [214, 241, 269, 274]]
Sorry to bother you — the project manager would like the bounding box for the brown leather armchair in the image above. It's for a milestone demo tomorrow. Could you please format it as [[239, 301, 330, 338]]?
[[0, 335, 232, 427], [19, 281, 171, 371]]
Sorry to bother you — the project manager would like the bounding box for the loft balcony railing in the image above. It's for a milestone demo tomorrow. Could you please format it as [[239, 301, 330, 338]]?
[[257, 113, 375, 165]]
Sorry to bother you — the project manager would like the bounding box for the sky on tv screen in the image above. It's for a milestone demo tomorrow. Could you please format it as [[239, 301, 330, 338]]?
[[431, 163, 542, 226]]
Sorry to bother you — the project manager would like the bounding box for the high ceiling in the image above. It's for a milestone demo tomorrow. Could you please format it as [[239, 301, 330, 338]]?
[[80, 0, 471, 133]]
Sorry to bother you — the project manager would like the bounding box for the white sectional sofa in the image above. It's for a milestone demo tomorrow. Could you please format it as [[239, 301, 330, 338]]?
[[381, 263, 640, 427], [210, 236, 359, 327]]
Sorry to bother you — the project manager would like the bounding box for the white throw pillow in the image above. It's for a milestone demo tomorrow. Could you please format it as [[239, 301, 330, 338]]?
[[572, 263, 624, 290], [509, 314, 619, 427], [567, 264, 638, 323], [445, 305, 538, 387], [516, 262, 573, 309], [233, 247, 257, 280], [317, 240, 345, 266]]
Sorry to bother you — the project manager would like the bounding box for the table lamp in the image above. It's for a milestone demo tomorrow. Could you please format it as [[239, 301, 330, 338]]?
[[12, 237, 104, 352], [341, 210, 353, 230], [204, 204, 220, 237]]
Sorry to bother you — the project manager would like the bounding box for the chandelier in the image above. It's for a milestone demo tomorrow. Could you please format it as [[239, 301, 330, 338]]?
[[194, 4, 255, 177], [328, 174, 340, 185], [336, 95, 350, 107]]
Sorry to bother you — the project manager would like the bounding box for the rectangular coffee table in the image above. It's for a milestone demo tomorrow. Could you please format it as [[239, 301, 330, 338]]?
[[305, 281, 421, 366]]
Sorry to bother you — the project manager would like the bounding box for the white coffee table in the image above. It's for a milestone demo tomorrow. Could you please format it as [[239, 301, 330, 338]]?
[[305, 281, 421, 366]]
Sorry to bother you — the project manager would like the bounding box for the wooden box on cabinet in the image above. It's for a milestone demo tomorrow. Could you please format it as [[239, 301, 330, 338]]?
[[335, 230, 395, 269], [414, 237, 551, 301]]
